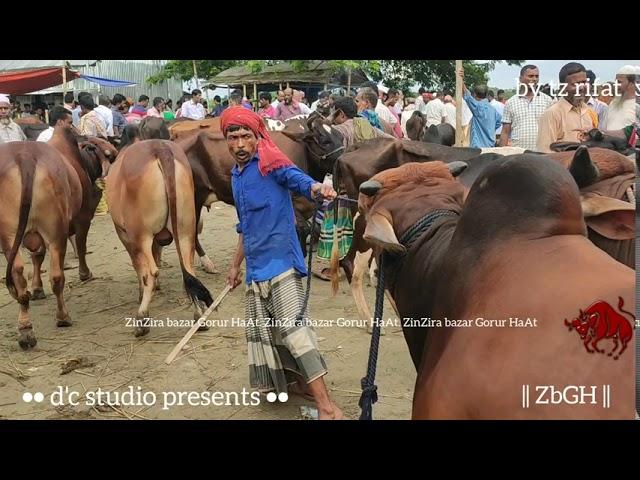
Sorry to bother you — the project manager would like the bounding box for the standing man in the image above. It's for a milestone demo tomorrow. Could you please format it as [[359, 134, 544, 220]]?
[[585, 69, 608, 128], [271, 90, 285, 110], [499, 64, 554, 149], [180, 89, 206, 120], [536, 62, 596, 152], [63, 92, 75, 112], [211, 95, 224, 117], [95, 94, 114, 137], [414, 87, 430, 115], [0, 94, 27, 143], [78, 95, 108, 138], [424, 90, 447, 127], [601, 65, 638, 130], [36, 106, 73, 142], [146, 97, 166, 118], [275, 88, 303, 121], [457, 67, 502, 148], [257, 92, 277, 119], [110, 94, 128, 136], [443, 94, 457, 129], [221, 107, 344, 420]]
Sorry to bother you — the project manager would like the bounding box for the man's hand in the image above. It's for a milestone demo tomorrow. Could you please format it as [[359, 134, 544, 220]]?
[[226, 266, 243, 290], [311, 182, 337, 200]]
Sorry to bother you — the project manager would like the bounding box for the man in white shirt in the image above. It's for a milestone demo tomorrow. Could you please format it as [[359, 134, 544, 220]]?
[[443, 95, 457, 129], [271, 90, 284, 110], [488, 90, 505, 138], [63, 92, 75, 112], [0, 94, 27, 143], [414, 87, 431, 115], [424, 91, 447, 127], [37, 106, 74, 142], [601, 65, 639, 130], [180, 89, 206, 120], [95, 94, 114, 136]]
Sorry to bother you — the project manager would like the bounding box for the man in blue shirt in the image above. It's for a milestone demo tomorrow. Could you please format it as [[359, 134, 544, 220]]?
[[458, 66, 502, 148], [221, 106, 345, 419]]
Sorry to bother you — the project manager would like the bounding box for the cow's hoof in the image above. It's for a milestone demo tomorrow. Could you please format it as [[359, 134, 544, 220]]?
[[134, 326, 150, 337], [79, 271, 93, 282], [18, 329, 37, 350], [31, 288, 46, 300], [56, 315, 73, 327], [200, 256, 217, 274]]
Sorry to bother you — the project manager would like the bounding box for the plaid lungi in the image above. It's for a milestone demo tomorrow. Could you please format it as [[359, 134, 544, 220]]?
[[317, 200, 353, 260], [245, 268, 327, 394]]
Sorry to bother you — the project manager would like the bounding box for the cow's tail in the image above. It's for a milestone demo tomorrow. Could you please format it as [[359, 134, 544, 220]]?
[[617, 296, 635, 322], [329, 156, 342, 295], [5, 152, 37, 300], [155, 143, 213, 308]]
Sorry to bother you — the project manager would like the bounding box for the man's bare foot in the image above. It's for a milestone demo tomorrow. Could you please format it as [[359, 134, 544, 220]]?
[[288, 381, 315, 401], [318, 402, 346, 420]]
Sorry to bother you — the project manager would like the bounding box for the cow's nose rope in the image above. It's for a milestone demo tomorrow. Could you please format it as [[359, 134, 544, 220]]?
[[359, 252, 385, 420]]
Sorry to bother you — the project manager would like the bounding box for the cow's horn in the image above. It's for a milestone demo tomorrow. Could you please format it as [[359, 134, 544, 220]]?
[[360, 180, 382, 197], [569, 146, 599, 188], [447, 161, 468, 178]]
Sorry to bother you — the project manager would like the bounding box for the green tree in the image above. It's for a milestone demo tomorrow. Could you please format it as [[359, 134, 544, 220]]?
[[146, 60, 241, 86]]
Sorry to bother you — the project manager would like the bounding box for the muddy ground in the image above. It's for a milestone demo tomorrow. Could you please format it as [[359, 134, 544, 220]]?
[[0, 203, 414, 420]]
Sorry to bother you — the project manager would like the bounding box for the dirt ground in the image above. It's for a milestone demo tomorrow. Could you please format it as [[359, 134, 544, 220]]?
[[0, 203, 414, 420]]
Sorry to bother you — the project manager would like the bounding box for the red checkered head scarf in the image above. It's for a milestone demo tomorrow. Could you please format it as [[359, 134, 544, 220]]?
[[220, 106, 295, 175]]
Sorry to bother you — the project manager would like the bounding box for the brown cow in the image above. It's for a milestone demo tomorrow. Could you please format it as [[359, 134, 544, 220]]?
[[0, 128, 114, 349], [105, 139, 213, 337], [358, 158, 634, 419]]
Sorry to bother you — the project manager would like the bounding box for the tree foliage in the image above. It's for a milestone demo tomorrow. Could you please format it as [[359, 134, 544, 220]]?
[[146, 59, 525, 93]]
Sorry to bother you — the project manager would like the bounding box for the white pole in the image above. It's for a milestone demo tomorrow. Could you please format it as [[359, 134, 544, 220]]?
[[455, 60, 463, 147]]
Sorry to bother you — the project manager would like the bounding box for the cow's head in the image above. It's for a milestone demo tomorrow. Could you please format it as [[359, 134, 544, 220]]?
[[303, 112, 345, 172], [79, 136, 118, 179], [358, 161, 467, 255], [565, 309, 591, 337], [406, 111, 427, 141]]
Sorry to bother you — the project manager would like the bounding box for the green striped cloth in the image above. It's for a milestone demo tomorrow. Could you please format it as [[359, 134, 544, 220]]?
[[317, 200, 353, 260]]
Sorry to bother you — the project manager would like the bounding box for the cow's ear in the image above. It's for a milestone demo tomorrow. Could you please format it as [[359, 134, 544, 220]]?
[[363, 210, 406, 255], [581, 194, 635, 240]]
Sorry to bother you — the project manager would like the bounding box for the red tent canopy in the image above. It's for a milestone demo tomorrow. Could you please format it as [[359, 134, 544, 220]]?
[[0, 67, 80, 95]]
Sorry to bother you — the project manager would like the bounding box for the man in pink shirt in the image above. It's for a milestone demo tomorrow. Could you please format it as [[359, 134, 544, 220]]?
[[275, 88, 302, 121], [257, 92, 277, 119], [146, 97, 165, 118]]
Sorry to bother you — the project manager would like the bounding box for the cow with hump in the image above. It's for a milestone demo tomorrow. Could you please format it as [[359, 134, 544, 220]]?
[[357, 156, 635, 419], [106, 139, 213, 337]]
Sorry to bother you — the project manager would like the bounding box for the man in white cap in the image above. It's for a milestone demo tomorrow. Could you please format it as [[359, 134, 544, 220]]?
[[601, 65, 639, 130], [0, 94, 27, 143]]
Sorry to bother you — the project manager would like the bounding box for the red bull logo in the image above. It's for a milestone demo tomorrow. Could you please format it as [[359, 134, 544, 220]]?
[[565, 297, 634, 360]]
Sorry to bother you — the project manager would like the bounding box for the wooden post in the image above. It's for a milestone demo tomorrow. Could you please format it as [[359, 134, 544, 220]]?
[[253, 83, 257, 112], [455, 60, 463, 147], [62, 65, 67, 106], [243, 84, 247, 101], [347, 68, 352, 95]]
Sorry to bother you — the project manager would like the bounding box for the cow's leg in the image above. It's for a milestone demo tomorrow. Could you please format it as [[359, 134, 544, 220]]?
[[73, 217, 93, 281], [195, 210, 216, 274], [4, 241, 37, 349], [69, 234, 78, 259], [152, 241, 163, 290], [583, 335, 595, 353], [48, 241, 71, 327], [30, 245, 47, 300], [133, 236, 158, 337], [591, 335, 605, 354], [608, 334, 619, 357]]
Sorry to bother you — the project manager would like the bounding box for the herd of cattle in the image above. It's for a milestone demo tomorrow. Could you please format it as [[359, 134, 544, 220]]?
[[0, 111, 637, 419]]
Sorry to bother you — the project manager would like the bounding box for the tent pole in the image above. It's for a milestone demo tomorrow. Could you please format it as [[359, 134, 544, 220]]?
[[193, 60, 200, 90], [253, 83, 257, 112], [62, 64, 67, 107], [455, 60, 463, 147]]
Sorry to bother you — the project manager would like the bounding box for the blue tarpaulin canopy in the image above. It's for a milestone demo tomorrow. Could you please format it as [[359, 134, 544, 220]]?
[[79, 74, 137, 88]]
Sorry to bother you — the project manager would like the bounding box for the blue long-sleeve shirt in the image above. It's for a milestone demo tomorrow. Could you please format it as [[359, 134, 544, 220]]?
[[231, 154, 316, 284], [463, 91, 502, 148]]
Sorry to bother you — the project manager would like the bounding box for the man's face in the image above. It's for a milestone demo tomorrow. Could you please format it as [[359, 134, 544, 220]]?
[[56, 114, 73, 130], [226, 127, 258, 165], [520, 68, 540, 89], [331, 108, 347, 125], [192, 94, 202, 104], [259, 98, 269, 108], [0, 103, 11, 119], [421, 92, 430, 101], [284, 89, 293, 105], [565, 71, 588, 104], [615, 74, 635, 95], [355, 93, 367, 112], [157, 101, 165, 111], [277, 91, 285, 102], [141, 100, 149, 108]]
